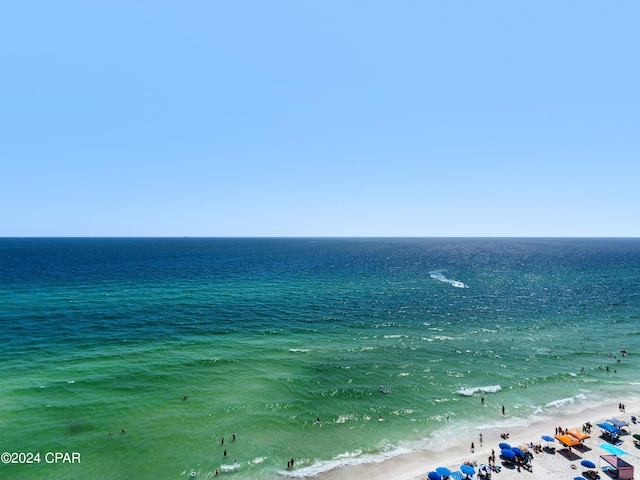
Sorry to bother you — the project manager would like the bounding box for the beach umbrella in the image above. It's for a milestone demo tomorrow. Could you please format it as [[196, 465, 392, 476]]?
[[581, 460, 596, 469], [511, 447, 524, 458], [428, 471, 442, 480], [555, 434, 581, 447], [607, 418, 629, 427], [541, 435, 554, 442], [436, 467, 452, 476], [633, 434, 640, 441], [500, 449, 515, 459], [498, 442, 511, 450], [597, 422, 621, 434], [460, 464, 475, 476]]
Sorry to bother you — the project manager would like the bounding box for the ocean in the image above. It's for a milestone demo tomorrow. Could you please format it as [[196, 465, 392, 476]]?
[[1, 238, 639, 480]]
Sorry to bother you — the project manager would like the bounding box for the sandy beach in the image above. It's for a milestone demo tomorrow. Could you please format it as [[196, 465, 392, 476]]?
[[312, 399, 640, 480]]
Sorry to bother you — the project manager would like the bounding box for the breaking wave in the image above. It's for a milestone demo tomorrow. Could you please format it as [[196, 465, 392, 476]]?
[[457, 385, 502, 396]]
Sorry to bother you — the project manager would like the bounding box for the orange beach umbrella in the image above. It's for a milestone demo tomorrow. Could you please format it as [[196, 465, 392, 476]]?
[[555, 434, 581, 447], [567, 429, 590, 441]]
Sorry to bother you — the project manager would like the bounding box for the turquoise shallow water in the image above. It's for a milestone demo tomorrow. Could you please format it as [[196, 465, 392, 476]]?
[[1, 238, 639, 479]]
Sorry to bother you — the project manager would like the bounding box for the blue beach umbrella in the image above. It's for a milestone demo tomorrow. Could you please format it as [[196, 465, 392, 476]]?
[[501, 449, 515, 459], [436, 467, 452, 477], [428, 471, 442, 480], [511, 447, 524, 458], [541, 435, 555, 442], [460, 464, 475, 476], [581, 460, 596, 469], [498, 442, 511, 450]]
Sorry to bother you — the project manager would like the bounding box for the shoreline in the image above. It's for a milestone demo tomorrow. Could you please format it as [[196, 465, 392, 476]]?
[[309, 398, 640, 480]]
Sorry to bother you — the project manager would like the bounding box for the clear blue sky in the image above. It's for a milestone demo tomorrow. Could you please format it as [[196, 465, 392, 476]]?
[[2, 1, 638, 236]]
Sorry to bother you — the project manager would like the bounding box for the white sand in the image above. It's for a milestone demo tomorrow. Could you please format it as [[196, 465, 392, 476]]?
[[311, 399, 640, 480]]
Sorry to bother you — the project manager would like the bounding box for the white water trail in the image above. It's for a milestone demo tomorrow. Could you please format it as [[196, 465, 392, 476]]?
[[430, 270, 468, 288]]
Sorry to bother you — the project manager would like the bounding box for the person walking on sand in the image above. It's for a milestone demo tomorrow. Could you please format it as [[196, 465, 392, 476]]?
[[479, 433, 483, 446], [471, 442, 475, 453]]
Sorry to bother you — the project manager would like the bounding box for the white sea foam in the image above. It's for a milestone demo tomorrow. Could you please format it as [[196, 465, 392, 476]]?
[[280, 445, 412, 478], [456, 385, 502, 396], [544, 393, 586, 409], [282, 405, 549, 479], [220, 462, 241, 472], [430, 270, 469, 288], [289, 348, 310, 353]]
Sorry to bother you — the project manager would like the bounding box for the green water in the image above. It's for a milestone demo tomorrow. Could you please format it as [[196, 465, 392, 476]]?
[[1, 238, 639, 479]]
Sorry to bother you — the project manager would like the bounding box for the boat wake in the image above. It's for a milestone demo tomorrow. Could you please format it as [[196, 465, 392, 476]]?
[[430, 270, 468, 288]]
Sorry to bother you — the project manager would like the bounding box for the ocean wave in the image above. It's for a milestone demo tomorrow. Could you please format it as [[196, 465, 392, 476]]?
[[280, 445, 412, 478], [456, 385, 502, 396], [430, 270, 468, 288], [220, 462, 241, 472], [289, 348, 310, 353], [544, 393, 586, 409]]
